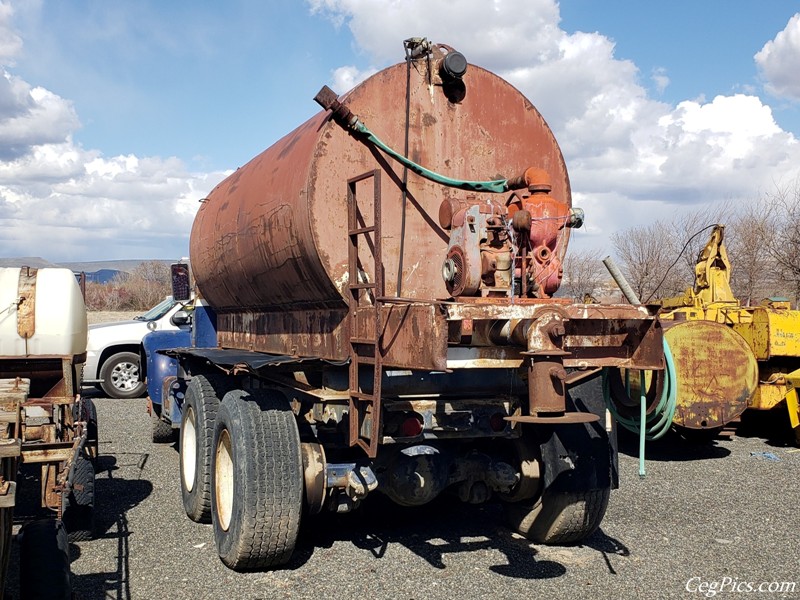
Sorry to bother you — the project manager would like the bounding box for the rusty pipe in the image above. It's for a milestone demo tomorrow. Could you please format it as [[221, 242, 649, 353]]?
[[525, 310, 570, 416], [483, 319, 530, 347], [603, 256, 641, 305]]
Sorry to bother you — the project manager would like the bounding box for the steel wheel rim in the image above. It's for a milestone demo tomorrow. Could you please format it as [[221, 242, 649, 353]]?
[[110, 361, 139, 391], [181, 405, 197, 492], [215, 428, 234, 531]]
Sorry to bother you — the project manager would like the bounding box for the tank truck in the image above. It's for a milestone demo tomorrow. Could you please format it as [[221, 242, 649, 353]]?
[[160, 39, 664, 570]]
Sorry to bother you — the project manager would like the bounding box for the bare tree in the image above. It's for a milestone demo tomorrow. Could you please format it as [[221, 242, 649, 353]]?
[[607, 193, 797, 307], [84, 282, 128, 311], [611, 220, 684, 302], [762, 181, 800, 305], [560, 248, 606, 301], [111, 260, 172, 311], [727, 204, 775, 306]]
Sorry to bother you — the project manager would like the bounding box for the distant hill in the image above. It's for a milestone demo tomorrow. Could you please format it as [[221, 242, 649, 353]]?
[[57, 259, 173, 274], [0, 257, 57, 268], [0, 258, 174, 284]]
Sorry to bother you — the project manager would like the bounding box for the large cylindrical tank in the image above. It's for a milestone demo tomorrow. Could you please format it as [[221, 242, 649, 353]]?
[[191, 55, 571, 312], [0, 267, 87, 358]]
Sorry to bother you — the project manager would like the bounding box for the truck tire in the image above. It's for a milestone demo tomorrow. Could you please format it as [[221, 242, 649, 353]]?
[[506, 375, 614, 545], [180, 374, 230, 523], [212, 388, 303, 570], [19, 519, 72, 600], [72, 397, 99, 460], [61, 455, 96, 542], [506, 486, 610, 544], [152, 414, 176, 444], [100, 351, 146, 399]]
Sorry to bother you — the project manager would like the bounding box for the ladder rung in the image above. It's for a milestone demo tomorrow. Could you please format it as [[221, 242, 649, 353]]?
[[350, 392, 376, 402], [349, 226, 375, 236], [350, 338, 377, 345], [353, 355, 377, 365], [350, 283, 376, 290]]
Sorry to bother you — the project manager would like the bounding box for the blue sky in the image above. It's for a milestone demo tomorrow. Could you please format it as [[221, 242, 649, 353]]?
[[0, 0, 799, 262], [560, 2, 799, 125]]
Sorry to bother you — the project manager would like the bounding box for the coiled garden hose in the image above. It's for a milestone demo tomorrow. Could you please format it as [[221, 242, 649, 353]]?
[[602, 337, 678, 476]]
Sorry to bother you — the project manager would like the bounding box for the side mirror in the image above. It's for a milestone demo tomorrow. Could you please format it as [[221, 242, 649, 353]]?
[[171, 310, 192, 327], [171, 263, 191, 301]]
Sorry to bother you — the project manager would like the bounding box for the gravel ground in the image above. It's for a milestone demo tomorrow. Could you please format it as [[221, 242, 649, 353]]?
[[4, 397, 799, 600]]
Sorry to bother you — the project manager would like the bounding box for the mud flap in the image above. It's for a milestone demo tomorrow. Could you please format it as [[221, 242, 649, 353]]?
[[538, 372, 618, 493]]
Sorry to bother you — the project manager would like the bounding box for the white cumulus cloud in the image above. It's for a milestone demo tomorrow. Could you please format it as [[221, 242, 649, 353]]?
[[330, 65, 378, 94], [0, 2, 22, 63], [0, 2, 227, 261], [755, 13, 800, 101]]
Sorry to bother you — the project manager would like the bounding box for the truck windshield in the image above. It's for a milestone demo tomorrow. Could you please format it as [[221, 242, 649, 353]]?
[[135, 297, 175, 321]]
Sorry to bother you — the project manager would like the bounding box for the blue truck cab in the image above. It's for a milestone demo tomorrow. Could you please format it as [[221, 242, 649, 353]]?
[[141, 285, 217, 442]]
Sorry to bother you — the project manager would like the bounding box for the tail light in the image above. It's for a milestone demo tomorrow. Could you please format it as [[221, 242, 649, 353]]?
[[400, 414, 424, 437], [489, 412, 507, 432]]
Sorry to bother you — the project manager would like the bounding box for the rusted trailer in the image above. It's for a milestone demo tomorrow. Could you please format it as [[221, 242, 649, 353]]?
[[0, 267, 96, 599], [165, 39, 664, 570]]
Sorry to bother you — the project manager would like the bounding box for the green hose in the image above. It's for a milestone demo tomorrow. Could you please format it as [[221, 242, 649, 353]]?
[[353, 121, 513, 193], [602, 337, 678, 476]]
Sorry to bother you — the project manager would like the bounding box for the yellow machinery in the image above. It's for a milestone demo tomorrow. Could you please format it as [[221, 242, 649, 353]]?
[[785, 368, 800, 439], [659, 225, 800, 442]]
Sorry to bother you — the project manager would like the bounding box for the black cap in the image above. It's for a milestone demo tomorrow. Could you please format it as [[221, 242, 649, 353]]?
[[441, 51, 468, 80]]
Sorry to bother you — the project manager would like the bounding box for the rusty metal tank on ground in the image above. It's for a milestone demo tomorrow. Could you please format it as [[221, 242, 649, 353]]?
[[662, 320, 758, 431], [191, 52, 571, 359]]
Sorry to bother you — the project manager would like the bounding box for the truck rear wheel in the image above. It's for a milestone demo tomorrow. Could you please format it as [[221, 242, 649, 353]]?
[[507, 486, 610, 544], [180, 374, 230, 523], [19, 519, 72, 599], [211, 388, 302, 570], [506, 374, 615, 544]]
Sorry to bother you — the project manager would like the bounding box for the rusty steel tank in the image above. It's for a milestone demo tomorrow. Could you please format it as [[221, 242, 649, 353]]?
[[174, 42, 667, 561], [190, 45, 573, 360]]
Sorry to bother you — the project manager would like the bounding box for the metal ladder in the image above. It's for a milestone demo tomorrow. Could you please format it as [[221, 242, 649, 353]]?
[[346, 170, 384, 458]]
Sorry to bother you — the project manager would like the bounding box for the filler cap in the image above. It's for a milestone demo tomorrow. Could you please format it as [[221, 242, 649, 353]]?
[[441, 51, 468, 80]]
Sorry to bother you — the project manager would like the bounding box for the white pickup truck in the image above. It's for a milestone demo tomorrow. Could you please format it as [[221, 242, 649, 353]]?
[[83, 296, 185, 398]]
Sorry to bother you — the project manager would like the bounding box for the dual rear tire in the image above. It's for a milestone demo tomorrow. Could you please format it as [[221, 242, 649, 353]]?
[[180, 374, 230, 523], [179, 380, 303, 569], [212, 389, 303, 570]]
